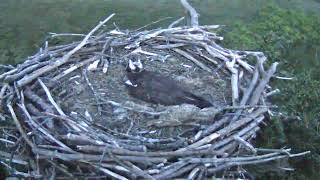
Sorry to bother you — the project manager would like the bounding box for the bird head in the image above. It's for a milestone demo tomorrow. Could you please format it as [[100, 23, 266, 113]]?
[[124, 57, 143, 87], [126, 58, 143, 73]]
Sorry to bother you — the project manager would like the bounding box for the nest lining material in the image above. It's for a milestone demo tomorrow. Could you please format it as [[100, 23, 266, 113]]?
[[58, 54, 230, 139], [0, 13, 309, 179]]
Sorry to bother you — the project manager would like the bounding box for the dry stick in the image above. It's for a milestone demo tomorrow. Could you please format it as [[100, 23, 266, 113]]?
[[0, 65, 14, 70], [107, 150, 155, 180], [38, 79, 66, 116], [38, 145, 76, 153], [98, 162, 130, 174], [161, 36, 230, 63], [236, 58, 254, 73], [134, 17, 172, 32], [215, 108, 266, 137], [188, 148, 286, 163], [13, 82, 21, 100], [212, 116, 264, 150], [24, 88, 54, 113], [97, 125, 176, 144], [4, 61, 50, 82], [0, 83, 8, 100], [179, 107, 267, 151], [177, 132, 220, 152], [153, 161, 188, 179], [0, 161, 41, 178], [265, 89, 280, 97], [231, 69, 239, 105], [199, 52, 218, 65], [180, 0, 199, 26], [257, 56, 267, 76], [207, 151, 310, 174], [171, 34, 208, 41], [168, 17, 185, 28], [43, 112, 89, 132], [201, 116, 230, 137], [159, 164, 198, 180], [186, 150, 308, 164], [23, 52, 50, 65], [175, 25, 220, 31], [46, 159, 74, 178], [33, 148, 166, 164], [206, 43, 230, 59], [52, 56, 96, 81], [249, 62, 278, 106], [97, 100, 166, 115], [48, 41, 79, 53], [100, 38, 114, 74], [196, 166, 207, 180], [256, 148, 292, 154], [152, 43, 186, 49], [188, 167, 200, 179], [231, 66, 260, 122], [127, 26, 219, 50], [7, 104, 35, 148], [77, 145, 225, 157], [173, 48, 211, 72], [217, 126, 260, 153], [92, 164, 129, 180], [226, 57, 239, 106], [0, 138, 15, 145], [125, 29, 168, 49], [233, 136, 257, 153], [201, 43, 230, 62], [0, 68, 18, 80], [49, 32, 87, 38], [61, 133, 104, 145], [18, 103, 74, 153], [83, 69, 102, 115], [0, 150, 28, 165], [17, 13, 115, 87]]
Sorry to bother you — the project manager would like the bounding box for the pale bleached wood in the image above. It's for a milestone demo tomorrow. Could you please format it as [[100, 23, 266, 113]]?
[[180, 0, 199, 26], [17, 13, 115, 87]]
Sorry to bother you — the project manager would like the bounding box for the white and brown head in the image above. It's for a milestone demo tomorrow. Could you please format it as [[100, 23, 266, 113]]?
[[125, 58, 144, 87], [126, 59, 143, 73]]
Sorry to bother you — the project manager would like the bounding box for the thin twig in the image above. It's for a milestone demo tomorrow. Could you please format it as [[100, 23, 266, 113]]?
[[17, 13, 115, 87]]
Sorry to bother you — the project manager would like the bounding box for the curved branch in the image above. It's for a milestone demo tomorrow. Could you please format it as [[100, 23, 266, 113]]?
[[180, 0, 199, 26]]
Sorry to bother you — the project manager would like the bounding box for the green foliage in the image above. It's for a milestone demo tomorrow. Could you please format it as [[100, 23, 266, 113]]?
[[0, 0, 185, 65], [279, 71, 320, 125], [224, 3, 320, 61], [222, 22, 262, 51], [260, 117, 287, 148], [284, 119, 320, 179], [223, 3, 320, 179]]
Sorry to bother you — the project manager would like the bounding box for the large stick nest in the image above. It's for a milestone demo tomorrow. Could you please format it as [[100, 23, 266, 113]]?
[[0, 12, 309, 179]]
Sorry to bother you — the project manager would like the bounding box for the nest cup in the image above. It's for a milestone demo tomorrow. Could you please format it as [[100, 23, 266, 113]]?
[[0, 12, 309, 179]]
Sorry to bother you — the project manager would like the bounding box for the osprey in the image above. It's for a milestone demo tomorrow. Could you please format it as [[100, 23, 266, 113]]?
[[124, 59, 212, 109]]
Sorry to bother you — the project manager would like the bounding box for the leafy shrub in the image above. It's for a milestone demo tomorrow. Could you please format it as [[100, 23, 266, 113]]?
[[223, 3, 320, 179]]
